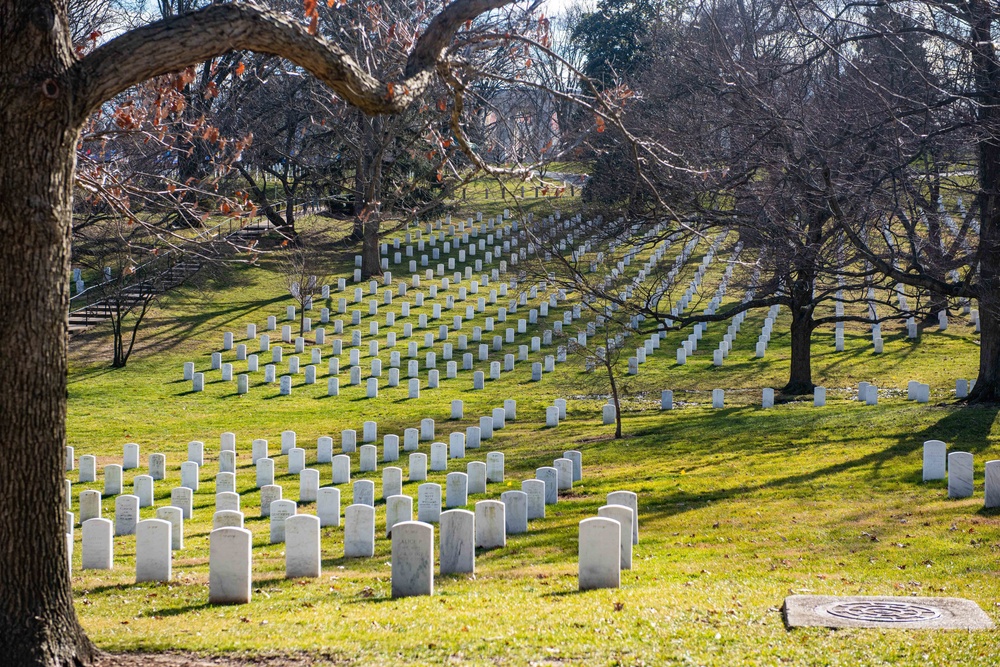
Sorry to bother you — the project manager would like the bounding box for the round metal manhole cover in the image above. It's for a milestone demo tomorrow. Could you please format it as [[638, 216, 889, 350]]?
[[821, 601, 942, 623]]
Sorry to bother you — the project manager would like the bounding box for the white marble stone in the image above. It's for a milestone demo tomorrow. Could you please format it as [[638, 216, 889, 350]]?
[[359, 445, 378, 473], [449, 432, 466, 459], [814, 386, 826, 407], [344, 504, 376, 557], [500, 490, 527, 534], [602, 404, 616, 425], [440, 509, 475, 575], [451, 400, 464, 419], [285, 514, 321, 578], [923, 440, 947, 481], [353, 479, 375, 507], [82, 518, 113, 570], [269, 499, 296, 543], [251, 439, 268, 464], [467, 461, 487, 494], [430, 442, 448, 472], [216, 471, 236, 494], [948, 452, 974, 499], [607, 490, 639, 544], [188, 440, 205, 466], [386, 494, 413, 536], [536, 467, 558, 504], [155, 506, 183, 550], [281, 430, 297, 455], [417, 483, 442, 523], [563, 450, 582, 482], [170, 486, 193, 519], [114, 494, 139, 536], [148, 453, 166, 480], [475, 500, 505, 549], [446, 472, 469, 508], [180, 461, 199, 491], [104, 464, 122, 496], [213, 510, 244, 529], [985, 460, 1000, 509], [554, 458, 573, 491], [216, 491, 240, 512], [383, 467, 403, 499], [363, 421, 378, 443], [332, 454, 351, 484], [209, 527, 252, 604], [300, 468, 319, 503], [219, 450, 236, 475], [578, 517, 620, 590], [522, 479, 545, 520], [259, 484, 282, 518], [123, 443, 140, 470], [133, 475, 154, 508], [220, 432, 236, 452], [409, 453, 427, 482], [341, 429, 357, 453], [317, 487, 341, 527], [486, 451, 504, 484], [288, 447, 306, 475], [256, 458, 275, 488], [391, 521, 434, 597], [598, 505, 634, 569]]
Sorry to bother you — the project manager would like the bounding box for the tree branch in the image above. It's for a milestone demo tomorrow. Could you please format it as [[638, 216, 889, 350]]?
[[73, 0, 515, 124]]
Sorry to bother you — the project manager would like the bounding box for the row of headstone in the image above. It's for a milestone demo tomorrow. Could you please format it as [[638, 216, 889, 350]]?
[[922, 440, 1000, 507]]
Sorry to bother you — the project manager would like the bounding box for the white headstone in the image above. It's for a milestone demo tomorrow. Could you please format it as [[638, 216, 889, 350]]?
[[386, 494, 413, 536], [439, 509, 475, 575], [598, 504, 634, 569], [607, 490, 639, 544], [500, 490, 528, 534], [259, 484, 282, 518], [578, 517, 620, 590], [209, 527, 252, 604], [114, 494, 139, 536], [285, 514, 321, 578], [269, 499, 296, 543], [391, 521, 434, 598], [467, 461, 486, 494], [318, 487, 341, 527], [521, 479, 545, 520], [155, 506, 183, 550], [344, 504, 376, 557], [948, 452, 974, 499], [923, 440, 947, 481], [985, 460, 1000, 509], [409, 453, 427, 482], [475, 500, 505, 549], [536, 467, 558, 504], [417, 483, 442, 523], [82, 518, 113, 570], [353, 479, 375, 507]]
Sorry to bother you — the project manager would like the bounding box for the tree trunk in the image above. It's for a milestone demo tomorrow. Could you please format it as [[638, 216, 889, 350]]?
[[784, 282, 815, 395], [0, 2, 97, 663], [969, 2, 1000, 403], [361, 216, 383, 278]]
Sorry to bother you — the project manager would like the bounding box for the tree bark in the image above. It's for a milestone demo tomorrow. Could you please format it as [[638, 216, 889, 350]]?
[[783, 271, 816, 395], [0, 1, 97, 664], [969, 1, 1000, 402], [0, 0, 514, 663]]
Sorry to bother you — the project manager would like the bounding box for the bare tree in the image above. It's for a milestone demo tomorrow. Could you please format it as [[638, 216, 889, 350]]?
[[0, 1, 526, 663]]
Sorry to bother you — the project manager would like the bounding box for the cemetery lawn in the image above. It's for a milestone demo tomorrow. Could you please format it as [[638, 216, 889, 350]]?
[[66, 212, 999, 665]]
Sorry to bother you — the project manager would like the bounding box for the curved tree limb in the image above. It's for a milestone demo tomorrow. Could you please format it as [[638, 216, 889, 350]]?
[[72, 0, 515, 124]]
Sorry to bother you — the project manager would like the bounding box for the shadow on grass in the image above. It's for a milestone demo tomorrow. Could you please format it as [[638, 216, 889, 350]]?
[[597, 402, 1000, 519]]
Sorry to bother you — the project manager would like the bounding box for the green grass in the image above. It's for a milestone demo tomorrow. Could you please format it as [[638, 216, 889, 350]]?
[[66, 196, 1000, 665]]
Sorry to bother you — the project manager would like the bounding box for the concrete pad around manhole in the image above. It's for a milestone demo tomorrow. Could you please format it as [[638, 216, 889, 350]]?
[[783, 595, 994, 630]]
